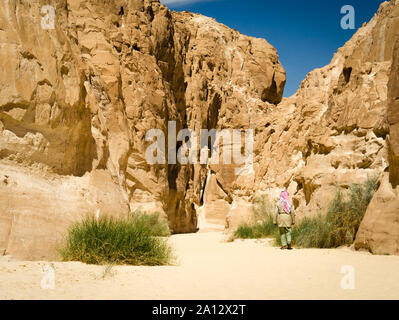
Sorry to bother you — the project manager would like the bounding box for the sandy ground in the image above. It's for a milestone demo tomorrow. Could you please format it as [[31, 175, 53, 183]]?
[[1, 232, 399, 300]]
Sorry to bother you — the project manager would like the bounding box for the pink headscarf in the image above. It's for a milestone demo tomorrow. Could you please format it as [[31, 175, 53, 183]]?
[[280, 190, 291, 214]]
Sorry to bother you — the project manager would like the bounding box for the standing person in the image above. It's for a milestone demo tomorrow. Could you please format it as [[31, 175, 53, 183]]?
[[273, 190, 295, 250]]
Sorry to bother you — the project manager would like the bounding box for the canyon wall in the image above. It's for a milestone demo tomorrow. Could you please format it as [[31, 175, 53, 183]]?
[[251, 0, 399, 219], [354, 33, 399, 255], [0, 0, 284, 259], [205, 0, 399, 250], [0, 0, 398, 259]]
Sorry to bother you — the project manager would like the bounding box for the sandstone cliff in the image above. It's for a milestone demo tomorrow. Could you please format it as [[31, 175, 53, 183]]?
[[204, 0, 399, 251], [354, 26, 399, 255], [252, 0, 399, 218], [1, 0, 398, 260], [0, 0, 284, 259]]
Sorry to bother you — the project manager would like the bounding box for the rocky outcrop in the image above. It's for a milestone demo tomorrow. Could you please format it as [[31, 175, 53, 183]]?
[[354, 172, 399, 255], [387, 38, 399, 188], [249, 0, 399, 220], [202, 0, 399, 256], [354, 33, 399, 255], [171, 11, 285, 231], [210, 0, 399, 230], [0, 0, 284, 259]]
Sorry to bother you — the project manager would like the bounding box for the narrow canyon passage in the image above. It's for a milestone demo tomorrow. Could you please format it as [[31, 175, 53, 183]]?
[[1, 232, 399, 300], [1, 0, 399, 260]]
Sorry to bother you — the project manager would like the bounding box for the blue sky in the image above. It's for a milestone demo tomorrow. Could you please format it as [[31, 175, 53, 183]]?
[[161, 0, 385, 97]]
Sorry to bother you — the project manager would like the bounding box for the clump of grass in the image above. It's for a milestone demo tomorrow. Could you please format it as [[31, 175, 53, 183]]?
[[59, 211, 173, 266], [274, 177, 378, 248], [274, 214, 330, 247], [234, 177, 378, 248], [234, 197, 278, 239], [234, 215, 277, 239]]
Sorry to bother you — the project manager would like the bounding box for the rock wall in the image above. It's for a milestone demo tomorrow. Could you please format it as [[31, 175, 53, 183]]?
[[354, 33, 399, 255], [387, 38, 399, 189], [250, 0, 399, 221], [199, 0, 399, 256], [204, 0, 399, 234], [1, 0, 398, 260], [0, 0, 284, 259], [171, 11, 285, 230]]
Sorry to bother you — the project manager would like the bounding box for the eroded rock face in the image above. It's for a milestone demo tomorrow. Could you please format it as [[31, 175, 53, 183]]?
[[171, 11, 285, 231], [202, 0, 399, 256], [0, 0, 285, 259], [354, 173, 399, 255], [214, 0, 399, 230], [354, 34, 399, 255], [1, 0, 398, 260], [387, 39, 399, 188]]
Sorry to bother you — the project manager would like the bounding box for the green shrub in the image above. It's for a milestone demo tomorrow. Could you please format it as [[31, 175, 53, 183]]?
[[234, 217, 278, 239], [59, 211, 173, 266], [234, 197, 278, 239], [273, 176, 379, 248], [274, 214, 331, 248]]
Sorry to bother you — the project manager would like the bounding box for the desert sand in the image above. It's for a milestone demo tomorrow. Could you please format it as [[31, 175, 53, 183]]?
[[0, 231, 398, 300]]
